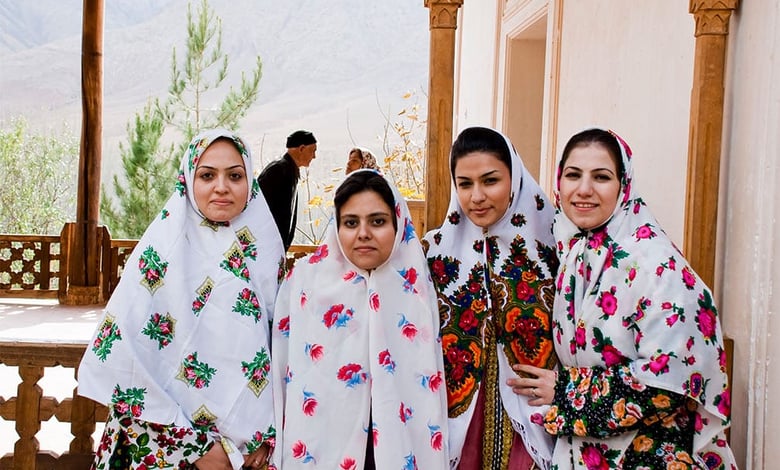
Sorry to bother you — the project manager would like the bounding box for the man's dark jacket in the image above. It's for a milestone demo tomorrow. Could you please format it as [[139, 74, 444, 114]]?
[[257, 153, 298, 250]]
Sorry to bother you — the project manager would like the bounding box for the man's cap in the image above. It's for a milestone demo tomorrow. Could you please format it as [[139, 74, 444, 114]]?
[[286, 130, 317, 148]]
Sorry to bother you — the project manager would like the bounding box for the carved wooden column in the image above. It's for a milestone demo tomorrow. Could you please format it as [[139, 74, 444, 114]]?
[[13, 365, 44, 470], [424, 0, 464, 233], [684, 0, 738, 287], [64, 0, 104, 305]]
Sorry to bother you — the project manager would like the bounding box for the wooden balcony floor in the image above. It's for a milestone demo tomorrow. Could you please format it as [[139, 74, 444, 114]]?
[[0, 298, 102, 342], [0, 299, 104, 458]]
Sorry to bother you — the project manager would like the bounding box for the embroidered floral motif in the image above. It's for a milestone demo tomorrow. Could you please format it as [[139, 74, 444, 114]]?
[[337, 363, 369, 388], [201, 217, 230, 231], [242, 348, 271, 396], [175, 170, 186, 196], [110, 385, 146, 419], [177, 352, 217, 389], [378, 349, 396, 374], [397, 313, 419, 340], [291, 440, 316, 463], [534, 193, 545, 210], [301, 389, 318, 416], [191, 404, 218, 433], [246, 425, 276, 453], [399, 402, 414, 423], [322, 304, 354, 329], [399, 267, 419, 293], [402, 218, 416, 243], [510, 213, 527, 227], [138, 245, 168, 293], [92, 314, 122, 361], [141, 312, 175, 349], [496, 235, 556, 372], [233, 287, 262, 322], [236, 226, 258, 260], [220, 242, 250, 280], [192, 277, 214, 315], [428, 423, 444, 451], [308, 244, 329, 264], [428, 255, 459, 289]]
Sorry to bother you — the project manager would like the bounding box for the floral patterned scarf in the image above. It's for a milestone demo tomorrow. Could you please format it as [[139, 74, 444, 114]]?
[[423, 128, 558, 468], [78, 129, 284, 465], [551, 128, 735, 467], [271, 170, 449, 469]]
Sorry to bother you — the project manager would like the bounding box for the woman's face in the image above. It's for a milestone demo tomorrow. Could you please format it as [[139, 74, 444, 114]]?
[[193, 139, 249, 222], [559, 143, 621, 230], [453, 151, 512, 229], [337, 190, 396, 271], [345, 150, 363, 174]]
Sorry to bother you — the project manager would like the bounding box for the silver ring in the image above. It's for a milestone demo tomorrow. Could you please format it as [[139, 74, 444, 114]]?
[[532, 388, 539, 398]]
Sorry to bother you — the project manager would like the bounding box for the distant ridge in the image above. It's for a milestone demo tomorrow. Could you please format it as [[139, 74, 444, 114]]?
[[0, 0, 430, 182]]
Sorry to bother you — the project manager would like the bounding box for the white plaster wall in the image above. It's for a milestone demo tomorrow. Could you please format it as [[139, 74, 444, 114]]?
[[452, 0, 500, 131], [452, 1, 779, 467], [720, 1, 780, 467], [553, 2, 695, 246]]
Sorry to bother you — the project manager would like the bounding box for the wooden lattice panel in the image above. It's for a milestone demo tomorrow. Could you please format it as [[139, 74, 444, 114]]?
[[0, 235, 62, 298], [0, 342, 108, 469]]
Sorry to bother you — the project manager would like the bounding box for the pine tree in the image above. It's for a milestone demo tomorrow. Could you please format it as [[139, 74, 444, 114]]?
[[100, 102, 174, 238], [159, 0, 263, 154], [101, 0, 263, 238]]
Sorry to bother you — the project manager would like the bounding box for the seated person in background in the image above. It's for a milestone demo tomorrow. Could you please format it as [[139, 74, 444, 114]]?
[[78, 129, 284, 470], [272, 170, 449, 469], [345, 147, 380, 174]]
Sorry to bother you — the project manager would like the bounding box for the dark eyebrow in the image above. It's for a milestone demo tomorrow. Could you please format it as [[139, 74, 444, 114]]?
[[456, 169, 499, 181], [562, 165, 615, 176], [197, 164, 245, 171], [340, 211, 392, 220]]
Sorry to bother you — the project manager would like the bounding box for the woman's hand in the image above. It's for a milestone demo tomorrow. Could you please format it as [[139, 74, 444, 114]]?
[[195, 442, 233, 470], [507, 364, 557, 406], [242, 444, 272, 469]]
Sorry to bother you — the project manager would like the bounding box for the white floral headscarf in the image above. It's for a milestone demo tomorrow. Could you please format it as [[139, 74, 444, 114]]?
[[423, 127, 558, 468], [551, 128, 736, 467], [78, 129, 284, 464], [272, 169, 449, 469]]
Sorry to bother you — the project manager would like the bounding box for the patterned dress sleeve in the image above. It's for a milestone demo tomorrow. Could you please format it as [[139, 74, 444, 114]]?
[[539, 363, 690, 439]]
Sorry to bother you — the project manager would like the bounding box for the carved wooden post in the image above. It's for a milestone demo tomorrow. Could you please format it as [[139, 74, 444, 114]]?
[[684, 0, 738, 287], [13, 365, 44, 470], [64, 0, 104, 305], [424, 0, 464, 233]]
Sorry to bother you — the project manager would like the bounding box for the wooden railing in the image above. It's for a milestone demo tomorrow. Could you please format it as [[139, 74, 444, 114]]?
[[0, 342, 107, 470], [2, 228, 732, 467], [0, 232, 315, 469], [0, 234, 63, 299], [1, 230, 316, 302]]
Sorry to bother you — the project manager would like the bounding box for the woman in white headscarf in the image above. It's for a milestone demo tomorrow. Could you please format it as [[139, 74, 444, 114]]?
[[423, 126, 559, 469], [78, 129, 284, 470], [272, 169, 449, 469], [511, 128, 736, 468]]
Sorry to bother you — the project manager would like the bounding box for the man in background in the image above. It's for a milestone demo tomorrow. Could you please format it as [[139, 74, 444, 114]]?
[[257, 130, 317, 250]]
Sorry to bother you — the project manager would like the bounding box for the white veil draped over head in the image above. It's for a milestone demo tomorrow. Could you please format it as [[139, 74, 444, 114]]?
[[78, 129, 284, 464], [272, 169, 449, 469], [423, 127, 558, 469], [551, 128, 735, 467]]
